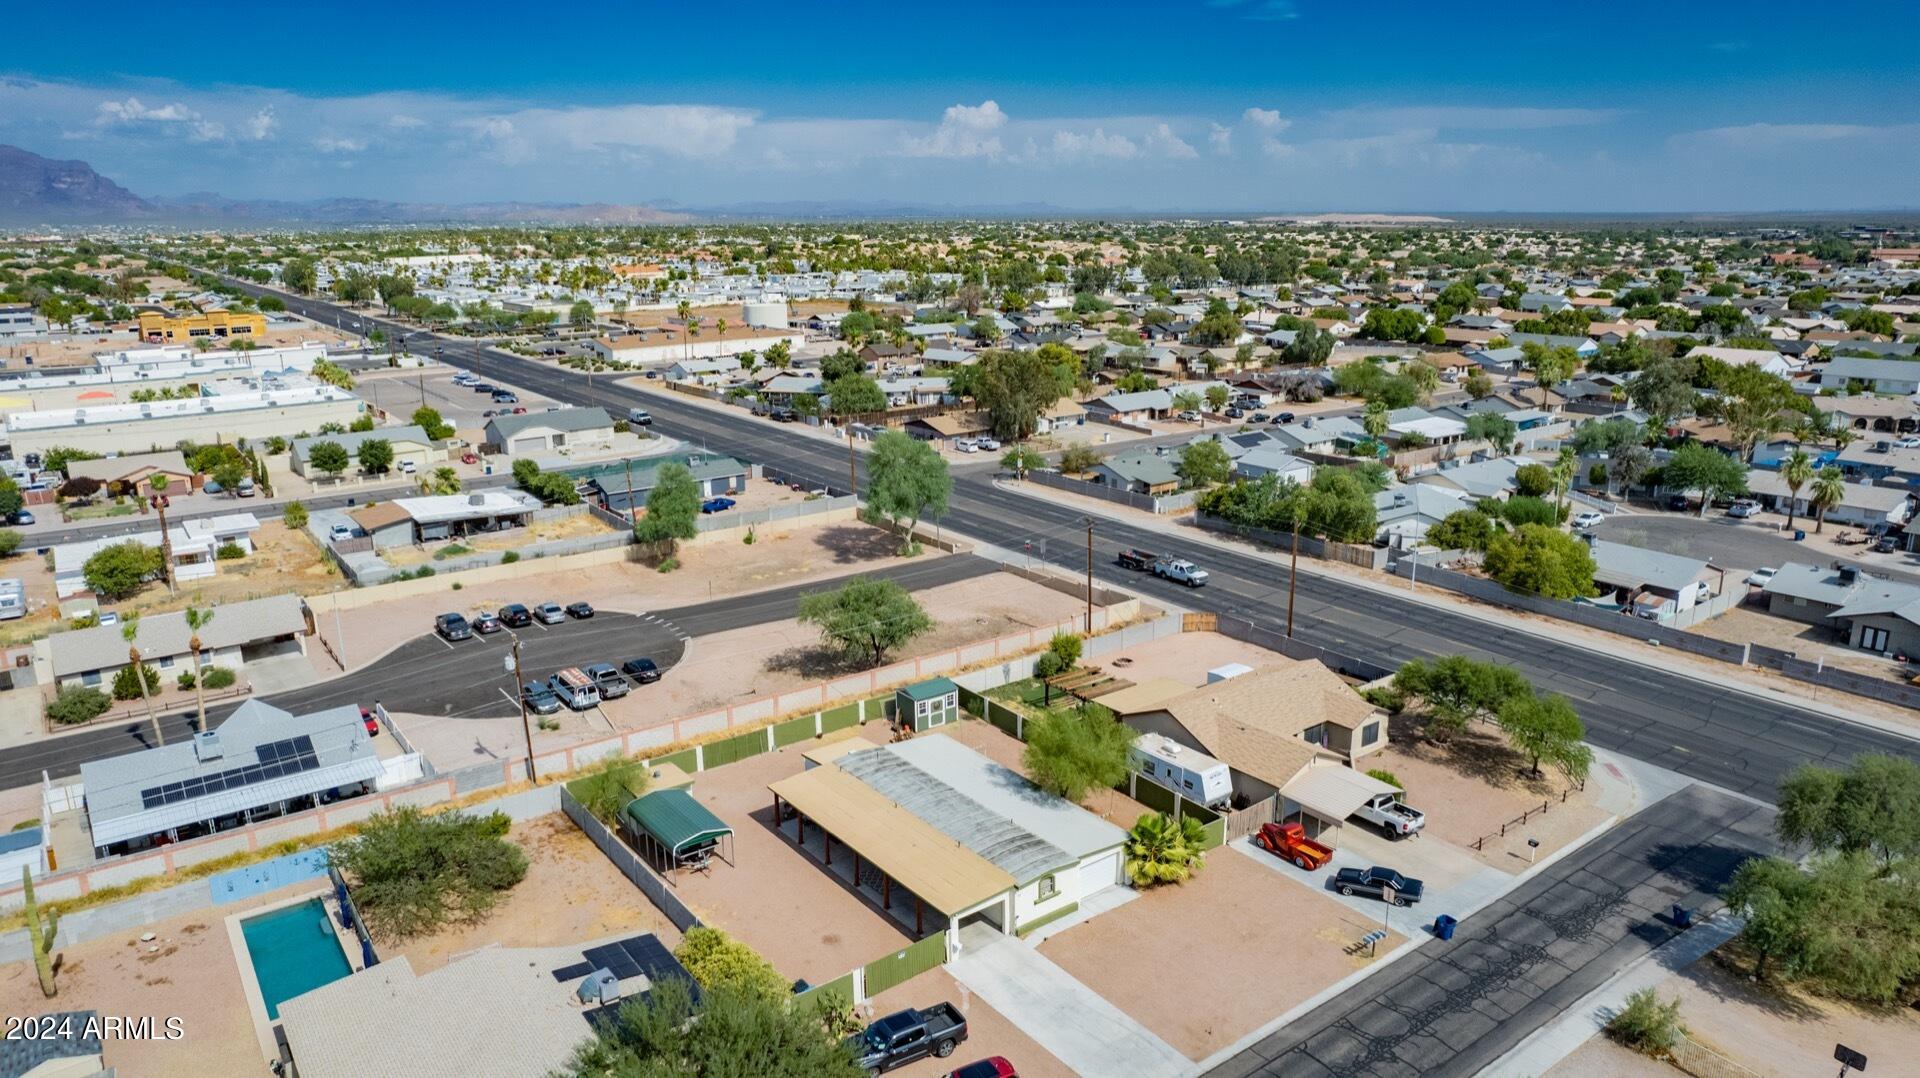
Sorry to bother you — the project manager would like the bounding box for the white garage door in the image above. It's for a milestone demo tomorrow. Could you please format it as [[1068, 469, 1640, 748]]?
[[511, 435, 548, 453], [1078, 849, 1121, 897]]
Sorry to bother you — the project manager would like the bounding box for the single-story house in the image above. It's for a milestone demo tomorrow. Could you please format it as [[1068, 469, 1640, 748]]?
[[484, 407, 615, 456], [1375, 484, 1473, 545], [1386, 407, 1468, 446], [1412, 455, 1532, 501], [350, 491, 538, 549], [1762, 562, 1920, 656], [1817, 356, 1920, 395], [44, 592, 309, 690], [1744, 469, 1916, 529], [1685, 345, 1800, 379], [78, 698, 380, 858], [1587, 536, 1721, 620], [769, 734, 1127, 941], [757, 373, 825, 406], [874, 376, 950, 407], [593, 454, 749, 515], [1233, 445, 1314, 485], [921, 347, 976, 368], [1834, 440, 1920, 484], [1103, 661, 1389, 840], [51, 513, 262, 598], [1508, 332, 1599, 358], [1037, 398, 1087, 433], [1089, 448, 1182, 496], [65, 450, 195, 496], [1465, 345, 1527, 374], [665, 357, 743, 384], [1813, 394, 1919, 434], [278, 934, 696, 1078], [904, 412, 991, 445], [1085, 389, 1173, 423], [290, 425, 437, 478]]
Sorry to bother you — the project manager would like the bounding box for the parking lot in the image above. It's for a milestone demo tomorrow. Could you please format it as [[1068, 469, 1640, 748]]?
[[351, 361, 558, 436]]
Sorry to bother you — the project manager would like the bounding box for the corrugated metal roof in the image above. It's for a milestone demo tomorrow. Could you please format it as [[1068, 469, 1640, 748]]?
[[837, 743, 1076, 883], [621, 789, 732, 854]]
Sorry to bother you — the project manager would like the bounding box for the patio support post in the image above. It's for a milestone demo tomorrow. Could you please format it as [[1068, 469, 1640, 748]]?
[[824, 832, 831, 866], [916, 896, 924, 935], [883, 875, 892, 909]]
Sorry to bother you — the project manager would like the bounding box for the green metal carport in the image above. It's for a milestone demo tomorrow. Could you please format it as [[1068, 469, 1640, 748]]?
[[621, 788, 735, 883]]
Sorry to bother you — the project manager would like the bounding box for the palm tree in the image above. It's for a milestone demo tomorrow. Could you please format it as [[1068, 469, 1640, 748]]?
[[184, 606, 214, 727], [1781, 448, 1814, 529], [1808, 466, 1846, 534], [1551, 447, 1578, 515], [685, 315, 703, 363], [1124, 812, 1208, 887], [121, 615, 163, 747], [714, 316, 727, 346], [1362, 400, 1390, 441]]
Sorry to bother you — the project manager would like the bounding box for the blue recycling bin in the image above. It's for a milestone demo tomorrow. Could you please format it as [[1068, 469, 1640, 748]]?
[[1432, 914, 1458, 940], [1794, 529, 1807, 541], [1671, 904, 1694, 929]]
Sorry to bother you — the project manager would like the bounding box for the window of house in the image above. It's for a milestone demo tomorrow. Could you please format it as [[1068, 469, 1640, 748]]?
[[80, 671, 101, 686], [1361, 722, 1380, 747], [1037, 875, 1058, 901], [1302, 723, 1327, 746]]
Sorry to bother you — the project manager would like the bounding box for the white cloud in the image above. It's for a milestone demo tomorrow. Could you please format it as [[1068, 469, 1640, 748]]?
[[1669, 122, 1896, 151], [901, 100, 1008, 159], [387, 114, 425, 129], [1209, 122, 1233, 155], [1050, 127, 1139, 161], [1144, 123, 1198, 160], [313, 136, 366, 154], [95, 97, 199, 125], [1243, 107, 1289, 132], [244, 107, 277, 140], [1325, 105, 1623, 132]]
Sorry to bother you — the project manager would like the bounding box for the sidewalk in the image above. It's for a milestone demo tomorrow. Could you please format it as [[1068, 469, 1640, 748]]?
[[991, 477, 1920, 741]]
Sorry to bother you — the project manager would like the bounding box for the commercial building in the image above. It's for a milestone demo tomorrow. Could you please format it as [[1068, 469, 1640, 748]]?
[[349, 491, 539, 549], [770, 734, 1126, 942], [278, 934, 696, 1078], [0, 343, 324, 405], [483, 407, 615, 456], [4, 383, 364, 457], [50, 513, 262, 599], [0, 302, 47, 338], [588, 325, 805, 367], [289, 425, 438, 477], [42, 593, 309, 690], [78, 699, 381, 858], [135, 309, 266, 343]]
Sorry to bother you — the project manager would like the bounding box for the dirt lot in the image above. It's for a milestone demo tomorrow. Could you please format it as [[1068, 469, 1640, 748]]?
[[867, 967, 1075, 1078], [1038, 849, 1404, 1060], [388, 814, 680, 973], [1688, 602, 1909, 682], [1544, 1036, 1669, 1077], [633, 571, 1086, 722], [668, 737, 916, 986], [1370, 718, 1611, 873], [0, 879, 319, 1078]]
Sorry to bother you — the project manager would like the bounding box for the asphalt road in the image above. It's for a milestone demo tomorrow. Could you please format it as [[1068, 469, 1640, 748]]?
[[1598, 509, 1920, 585], [1208, 783, 1776, 1078], [1, 554, 992, 786], [187, 276, 1920, 805]]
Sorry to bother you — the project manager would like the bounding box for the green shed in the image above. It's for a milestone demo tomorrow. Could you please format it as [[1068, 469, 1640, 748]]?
[[620, 788, 735, 881], [896, 677, 960, 732]]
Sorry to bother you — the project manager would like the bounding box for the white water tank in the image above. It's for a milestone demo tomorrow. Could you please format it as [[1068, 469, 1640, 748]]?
[[741, 298, 789, 329]]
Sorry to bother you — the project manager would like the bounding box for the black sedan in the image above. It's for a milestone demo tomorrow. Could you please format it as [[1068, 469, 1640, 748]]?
[[565, 601, 595, 619], [622, 657, 661, 683], [1333, 865, 1424, 906], [499, 603, 533, 628]]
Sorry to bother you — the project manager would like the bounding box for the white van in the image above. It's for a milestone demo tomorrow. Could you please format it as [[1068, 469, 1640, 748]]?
[[1129, 733, 1233, 808], [548, 667, 601, 710]]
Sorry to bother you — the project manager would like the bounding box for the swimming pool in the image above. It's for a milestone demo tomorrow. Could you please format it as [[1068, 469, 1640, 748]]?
[[239, 897, 353, 1020]]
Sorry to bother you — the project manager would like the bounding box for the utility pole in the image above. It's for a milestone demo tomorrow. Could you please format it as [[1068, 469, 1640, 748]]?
[[847, 428, 858, 499], [1083, 516, 1095, 635], [417, 373, 426, 411], [1287, 523, 1300, 638], [623, 455, 637, 525], [509, 634, 534, 783]]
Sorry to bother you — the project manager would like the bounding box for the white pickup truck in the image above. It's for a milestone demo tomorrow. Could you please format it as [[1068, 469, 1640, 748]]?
[[1153, 557, 1210, 587], [1352, 791, 1426, 838]]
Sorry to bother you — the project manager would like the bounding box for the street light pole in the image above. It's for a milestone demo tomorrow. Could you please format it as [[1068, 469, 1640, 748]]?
[[1287, 522, 1300, 638], [1083, 516, 1095, 635], [510, 634, 534, 783]]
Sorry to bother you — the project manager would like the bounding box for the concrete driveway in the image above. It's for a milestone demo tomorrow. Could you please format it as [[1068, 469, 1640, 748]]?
[[1231, 825, 1512, 927], [948, 927, 1191, 1078]]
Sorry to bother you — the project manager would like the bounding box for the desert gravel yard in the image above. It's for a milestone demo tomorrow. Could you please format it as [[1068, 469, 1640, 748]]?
[[1038, 850, 1405, 1060]]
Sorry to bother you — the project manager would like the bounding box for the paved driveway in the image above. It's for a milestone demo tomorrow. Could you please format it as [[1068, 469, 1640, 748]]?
[[1597, 511, 1920, 584], [1204, 784, 1774, 1078]]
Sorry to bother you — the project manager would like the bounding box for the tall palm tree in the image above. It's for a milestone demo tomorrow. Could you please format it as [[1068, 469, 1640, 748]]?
[[1551, 447, 1578, 515], [1362, 400, 1389, 441], [1808, 466, 1846, 534], [1781, 448, 1814, 529], [121, 615, 163, 747], [685, 315, 703, 363], [184, 606, 214, 727]]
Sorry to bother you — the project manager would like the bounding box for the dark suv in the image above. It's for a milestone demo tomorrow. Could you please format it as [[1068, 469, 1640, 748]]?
[[500, 604, 533, 628], [622, 657, 661, 684]]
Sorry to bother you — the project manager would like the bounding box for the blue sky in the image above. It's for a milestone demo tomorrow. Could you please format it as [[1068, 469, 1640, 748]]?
[[4, 0, 1917, 212]]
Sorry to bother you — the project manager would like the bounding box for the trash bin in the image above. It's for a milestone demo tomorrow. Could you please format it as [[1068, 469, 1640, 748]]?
[[1794, 529, 1806, 541], [1671, 904, 1693, 929], [1432, 914, 1458, 941]]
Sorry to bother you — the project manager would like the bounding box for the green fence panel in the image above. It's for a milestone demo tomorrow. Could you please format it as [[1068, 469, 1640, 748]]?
[[821, 701, 861, 732], [864, 695, 896, 725], [653, 747, 699, 774], [703, 729, 766, 768], [1131, 776, 1176, 814], [1178, 797, 1222, 825], [957, 686, 986, 717], [794, 971, 857, 1011], [1198, 816, 1226, 851], [987, 702, 1021, 738], [774, 715, 817, 748], [863, 931, 948, 998]]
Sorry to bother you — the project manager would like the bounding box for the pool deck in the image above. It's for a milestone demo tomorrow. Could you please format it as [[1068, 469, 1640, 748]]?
[[224, 888, 365, 1068]]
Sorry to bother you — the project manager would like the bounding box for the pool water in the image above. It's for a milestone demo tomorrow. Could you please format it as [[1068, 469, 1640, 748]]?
[[240, 898, 353, 1019]]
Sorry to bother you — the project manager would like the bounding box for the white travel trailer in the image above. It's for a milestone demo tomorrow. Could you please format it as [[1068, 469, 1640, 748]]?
[[1129, 733, 1233, 808]]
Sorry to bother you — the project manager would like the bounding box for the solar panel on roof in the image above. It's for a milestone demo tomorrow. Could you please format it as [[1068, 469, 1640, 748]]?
[[134, 733, 326, 810]]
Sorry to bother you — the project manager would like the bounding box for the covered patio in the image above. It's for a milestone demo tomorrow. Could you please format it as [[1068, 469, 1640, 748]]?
[[619, 788, 735, 882], [1280, 763, 1400, 845]]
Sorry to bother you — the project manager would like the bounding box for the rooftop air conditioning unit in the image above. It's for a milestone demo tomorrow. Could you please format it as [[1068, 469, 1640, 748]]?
[[576, 969, 621, 1006], [192, 731, 223, 762]]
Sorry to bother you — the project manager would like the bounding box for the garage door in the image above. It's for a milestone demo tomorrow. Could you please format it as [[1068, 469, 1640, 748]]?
[[1078, 849, 1121, 897], [511, 435, 548, 453]]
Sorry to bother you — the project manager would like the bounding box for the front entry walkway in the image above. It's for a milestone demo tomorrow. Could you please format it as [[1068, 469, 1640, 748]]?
[[947, 929, 1191, 1078]]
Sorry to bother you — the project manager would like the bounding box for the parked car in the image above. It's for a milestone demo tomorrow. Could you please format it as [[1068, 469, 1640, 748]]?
[[500, 603, 533, 628], [359, 705, 380, 736], [327, 523, 354, 542], [847, 1003, 969, 1074], [471, 610, 502, 634], [492, 390, 519, 404], [769, 407, 798, 422], [1176, 410, 1201, 423], [1250, 412, 1271, 423], [943, 1059, 1016, 1078], [548, 668, 601, 710], [534, 602, 566, 625], [1726, 500, 1760, 518], [511, 406, 527, 414], [236, 478, 256, 497], [700, 497, 737, 514], [1666, 494, 1692, 511], [1224, 406, 1244, 418], [953, 438, 979, 453], [1253, 821, 1333, 871], [521, 681, 562, 715], [435, 613, 472, 641], [1153, 557, 1209, 587], [1333, 865, 1425, 905], [1874, 534, 1901, 554], [583, 662, 630, 699], [975, 437, 1001, 451], [399, 460, 417, 475], [461, 452, 480, 465], [1895, 436, 1920, 449], [1273, 412, 1297, 424], [5, 510, 33, 526], [565, 601, 595, 619], [1570, 510, 1605, 530], [203, 480, 224, 494], [1352, 791, 1426, 838], [1116, 548, 1156, 571], [622, 657, 661, 683], [1746, 567, 1778, 587], [472, 382, 496, 393]]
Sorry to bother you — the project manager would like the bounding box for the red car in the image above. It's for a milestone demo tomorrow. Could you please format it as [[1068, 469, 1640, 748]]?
[[461, 452, 479, 465], [945, 1060, 1015, 1078], [359, 706, 380, 736]]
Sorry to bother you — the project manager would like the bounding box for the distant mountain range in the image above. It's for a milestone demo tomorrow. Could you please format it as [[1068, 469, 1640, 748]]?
[[0, 144, 693, 226]]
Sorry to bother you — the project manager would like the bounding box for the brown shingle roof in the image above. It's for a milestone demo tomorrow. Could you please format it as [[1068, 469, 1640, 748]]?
[[349, 502, 411, 531], [1155, 663, 1381, 789]]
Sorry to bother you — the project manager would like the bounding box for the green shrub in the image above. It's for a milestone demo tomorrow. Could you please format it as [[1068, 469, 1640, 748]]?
[[177, 669, 196, 690], [199, 667, 237, 690], [673, 927, 789, 1004], [500, 551, 520, 564], [216, 542, 246, 560], [1607, 988, 1685, 1056], [281, 500, 308, 529], [1361, 685, 1407, 713], [1366, 769, 1403, 790], [657, 557, 679, 573], [47, 687, 111, 725], [111, 663, 161, 701]]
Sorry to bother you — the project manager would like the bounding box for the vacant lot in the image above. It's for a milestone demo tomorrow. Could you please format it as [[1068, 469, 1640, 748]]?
[[1039, 850, 1403, 1060]]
